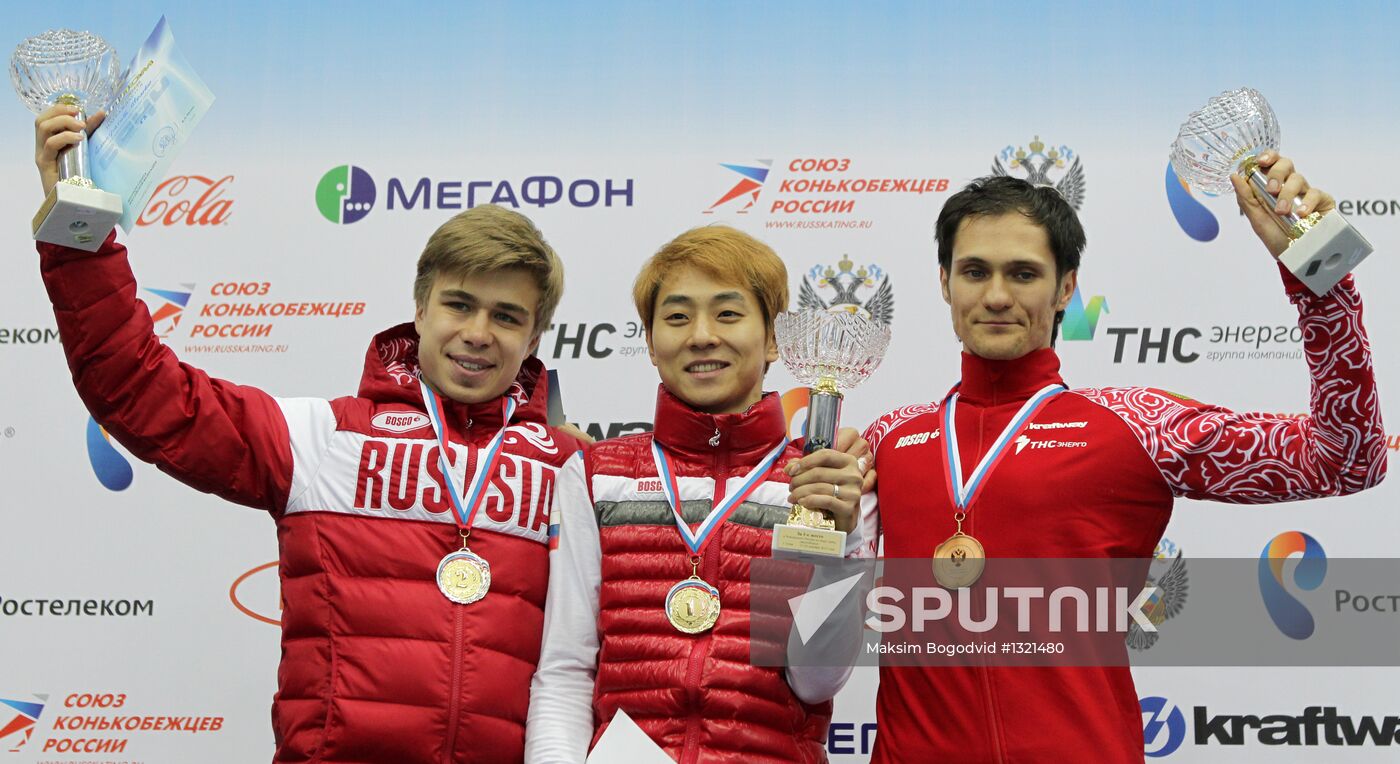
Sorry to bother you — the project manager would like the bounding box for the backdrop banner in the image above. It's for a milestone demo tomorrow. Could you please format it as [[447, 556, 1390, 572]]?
[[2, 3, 1397, 762]]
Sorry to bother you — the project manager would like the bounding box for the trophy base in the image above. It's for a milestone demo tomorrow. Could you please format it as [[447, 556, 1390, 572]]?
[[772, 523, 847, 558], [1279, 212, 1373, 296], [33, 183, 122, 252]]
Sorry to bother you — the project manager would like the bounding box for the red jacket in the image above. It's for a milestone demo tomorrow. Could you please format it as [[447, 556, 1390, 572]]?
[[862, 273, 1385, 763], [585, 388, 830, 763], [39, 234, 582, 763]]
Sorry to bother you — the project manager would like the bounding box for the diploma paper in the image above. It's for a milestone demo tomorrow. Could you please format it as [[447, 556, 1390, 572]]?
[[89, 16, 214, 232], [586, 709, 675, 763]]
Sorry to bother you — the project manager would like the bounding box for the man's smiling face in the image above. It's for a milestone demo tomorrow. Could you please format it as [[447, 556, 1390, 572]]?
[[415, 268, 542, 403], [647, 265, 777, 415], [941, 212, 1076, 360]]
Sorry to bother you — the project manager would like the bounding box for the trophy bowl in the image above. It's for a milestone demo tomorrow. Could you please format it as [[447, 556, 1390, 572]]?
[[1169, 87, 1278, 197], [775, 309, 891, 393], [1169, 87, 1372, 296], [11, 29, 122, 115]]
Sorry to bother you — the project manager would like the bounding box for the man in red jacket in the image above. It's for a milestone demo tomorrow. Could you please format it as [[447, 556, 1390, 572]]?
[[862, 156, 1387, 762], [34, 104, 584, 763], [526, 225, 877, 763]]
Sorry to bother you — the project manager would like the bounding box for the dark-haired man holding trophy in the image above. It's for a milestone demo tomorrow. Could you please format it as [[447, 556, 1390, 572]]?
[[861, 89, 1387, 762]]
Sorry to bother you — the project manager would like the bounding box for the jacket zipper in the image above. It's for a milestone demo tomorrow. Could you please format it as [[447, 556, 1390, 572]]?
[[977, 658, 1006, 763], [680, 425, 728, 764], [969, 408, 1005, 763], [443, 603, 466, 762]]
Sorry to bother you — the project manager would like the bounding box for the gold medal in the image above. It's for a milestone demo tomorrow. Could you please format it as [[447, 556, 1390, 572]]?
[[417, 382, 517, 606], [437, 548, 491, 605], [665, 576, 720, 634]]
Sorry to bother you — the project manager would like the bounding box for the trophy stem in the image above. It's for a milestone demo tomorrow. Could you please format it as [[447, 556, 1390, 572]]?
[[1241, 157, 1320, 241], [780, 383, 843, 544], [54, 95, 94, 188], [803, 386, 843, 455]]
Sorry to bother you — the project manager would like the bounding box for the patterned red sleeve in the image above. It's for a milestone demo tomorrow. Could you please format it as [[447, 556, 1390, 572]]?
[[862, 402, 941, 458], [1076, 275, 1386, 503]]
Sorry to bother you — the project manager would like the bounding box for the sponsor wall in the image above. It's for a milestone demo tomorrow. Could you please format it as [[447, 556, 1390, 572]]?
[[1, 2, 1397, 761]]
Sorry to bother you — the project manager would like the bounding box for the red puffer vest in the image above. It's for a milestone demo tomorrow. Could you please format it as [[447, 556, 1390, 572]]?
[[38, 228, 580, 763], [581, 387, 831, 764]]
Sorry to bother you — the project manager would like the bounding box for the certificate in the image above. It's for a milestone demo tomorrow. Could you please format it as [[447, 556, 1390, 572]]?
[[89, 16, 214, 232]]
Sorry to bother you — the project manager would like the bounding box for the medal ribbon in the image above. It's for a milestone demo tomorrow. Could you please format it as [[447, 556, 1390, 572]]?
[[650, 438, 788, 555], [419, 378, 517, 533], [942, 383, 1065, 511]]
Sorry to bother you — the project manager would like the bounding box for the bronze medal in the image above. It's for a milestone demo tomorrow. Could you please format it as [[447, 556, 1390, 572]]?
[[665, 577, 721, 634], [437, 549, 491, 605], [934, 384, 1064, 591], [933, 532, 985, 589]]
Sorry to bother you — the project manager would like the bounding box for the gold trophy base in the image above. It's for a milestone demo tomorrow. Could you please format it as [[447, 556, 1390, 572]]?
[[1277, 211, 1373, 296], [772, 505, 846, 557]]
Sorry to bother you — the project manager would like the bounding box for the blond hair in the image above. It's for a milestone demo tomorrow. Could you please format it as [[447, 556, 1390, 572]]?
[[414, 205, 563, 335], [632, 225, 788, 332]]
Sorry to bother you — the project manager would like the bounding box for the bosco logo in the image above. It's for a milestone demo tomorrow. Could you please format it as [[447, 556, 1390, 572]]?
[[1258, 530, 1327, 640], [371, 411, 430, 433], [317, 165, 376, 224], [1164, 162, 1220, 242], [86, 416, 133, 492], [230, 562, 282, 626], [136, 174, 233, 226], [1140, 696, 1186, 757]]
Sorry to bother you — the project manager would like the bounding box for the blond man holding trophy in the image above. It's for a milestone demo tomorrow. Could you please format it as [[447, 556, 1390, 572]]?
[[527, 226, 879, 762]]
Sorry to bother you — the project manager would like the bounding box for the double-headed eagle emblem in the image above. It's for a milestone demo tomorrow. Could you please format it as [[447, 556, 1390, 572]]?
[[797, 255, 894, 326], [992, 135, 1086, 211], [1127, 539, 1189, 651]]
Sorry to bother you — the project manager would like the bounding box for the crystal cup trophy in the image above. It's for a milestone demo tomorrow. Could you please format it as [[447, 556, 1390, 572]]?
[[773, 310, 890, 557], [11, 30, 125, 251], [1171, 87, 1372, 295]]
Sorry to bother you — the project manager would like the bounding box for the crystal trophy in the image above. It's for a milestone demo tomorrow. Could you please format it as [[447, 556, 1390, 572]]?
[[11, 29, 124, 251], [1171, 87, 1372, 295], [772, 310, 890, 557]]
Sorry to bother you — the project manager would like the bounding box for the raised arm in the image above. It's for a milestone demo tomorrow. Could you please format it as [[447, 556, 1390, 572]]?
[[35, 103, 298, 511], [1080, 271, 1384, 502], [1078, 153, 1385, 502]]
